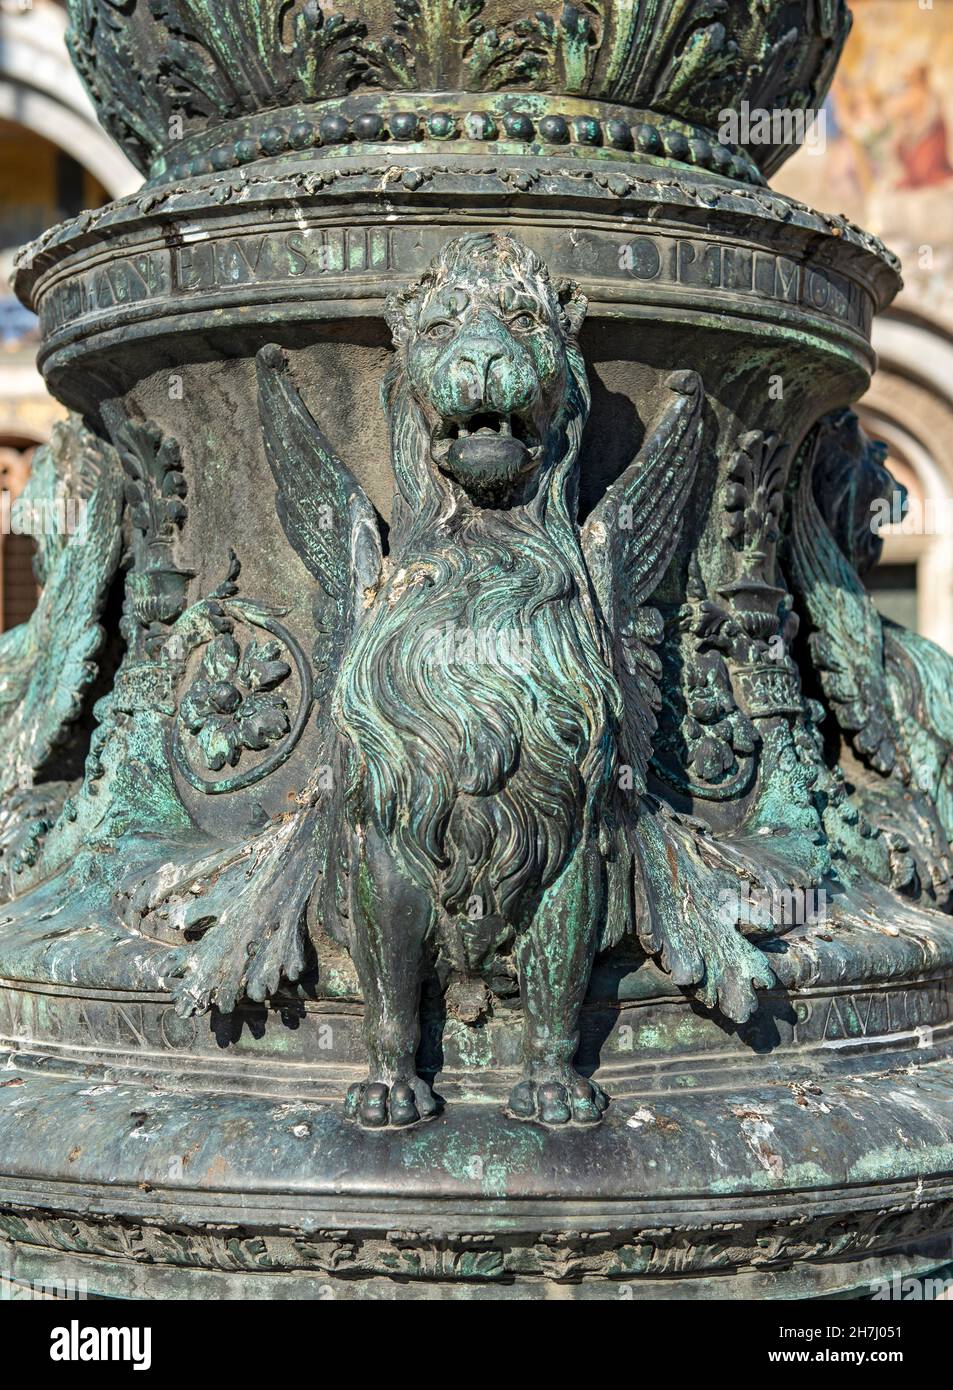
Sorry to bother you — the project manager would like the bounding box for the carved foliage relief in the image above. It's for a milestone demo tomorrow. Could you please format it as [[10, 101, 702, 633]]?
[[65, 0, 850, 174]]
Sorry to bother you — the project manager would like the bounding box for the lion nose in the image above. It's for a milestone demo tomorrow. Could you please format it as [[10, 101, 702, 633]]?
[[451, 341, 507, 409]]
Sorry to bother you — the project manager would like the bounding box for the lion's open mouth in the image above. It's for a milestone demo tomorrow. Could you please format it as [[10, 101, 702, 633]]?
[[428, 406, 545, 501], [433, 411, 540, 462], [449, 411, 536, 445]]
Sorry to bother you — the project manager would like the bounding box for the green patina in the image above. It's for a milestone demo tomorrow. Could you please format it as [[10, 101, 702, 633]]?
[[0, 0, 949, 1303]]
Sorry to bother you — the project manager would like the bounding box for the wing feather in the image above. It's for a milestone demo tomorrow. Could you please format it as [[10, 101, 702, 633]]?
[[0, 423, 123, 798], [788, 429, 898, 775], [256, 344, 382, 626], [582, 369, 703, 795], [125, 349, 382, 1015]]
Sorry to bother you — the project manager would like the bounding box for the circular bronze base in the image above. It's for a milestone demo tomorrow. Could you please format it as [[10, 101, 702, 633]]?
[[1, 901, 952, 1299]]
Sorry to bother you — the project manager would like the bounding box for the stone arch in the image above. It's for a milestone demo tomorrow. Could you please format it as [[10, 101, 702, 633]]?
[[0, 1, 138, 199], [860, 307, 953, 652]]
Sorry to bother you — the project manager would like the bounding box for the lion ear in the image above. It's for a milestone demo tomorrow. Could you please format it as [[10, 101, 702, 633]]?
[[555, 279, 587, 337], [384, 286, 417, 348]]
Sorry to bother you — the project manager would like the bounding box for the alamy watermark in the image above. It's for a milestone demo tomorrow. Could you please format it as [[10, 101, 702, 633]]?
[[717, 101, 827, 157], [50, 1320, 151, 1370], [424, 622, 532, 673], [0, 1272, 87, 1300], [868, 1271, 953, 1300], [870, 490, 953, 537], [1, 490, 88, 540], [718, 881, 829, 929]]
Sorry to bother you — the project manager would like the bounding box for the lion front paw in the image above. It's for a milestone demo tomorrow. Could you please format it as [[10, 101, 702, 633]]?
[[344, 1077, 440, 1129], [506, 1073, 609, 1126]]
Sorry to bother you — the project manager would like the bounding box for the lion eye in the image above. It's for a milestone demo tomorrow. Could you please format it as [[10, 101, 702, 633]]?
[[425, 320, 454, 341], [510, 312, 537, 332]]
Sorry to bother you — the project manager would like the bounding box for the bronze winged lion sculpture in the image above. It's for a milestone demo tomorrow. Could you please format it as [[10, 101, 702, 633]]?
[[126, 231, 779, 1127]]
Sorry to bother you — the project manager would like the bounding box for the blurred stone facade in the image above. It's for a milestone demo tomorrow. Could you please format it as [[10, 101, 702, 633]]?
[[0, 0, 137, 629], [777, 0, 953, 653]]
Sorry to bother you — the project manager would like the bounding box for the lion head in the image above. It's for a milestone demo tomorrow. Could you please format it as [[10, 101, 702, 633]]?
[[806, 408, 897, 580], [384, 231, 589, 511], [334, 233, 619, 939]]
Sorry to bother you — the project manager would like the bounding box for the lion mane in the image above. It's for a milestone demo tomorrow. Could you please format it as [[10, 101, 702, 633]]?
[[333, 234, 622, 953]]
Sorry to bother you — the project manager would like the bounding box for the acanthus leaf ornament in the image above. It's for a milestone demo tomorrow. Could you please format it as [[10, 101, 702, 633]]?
[[151, 0, 369, 114], [364, 0, 554, 91], [65, 0, 850, 179], [104, 408, 194, 656]]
